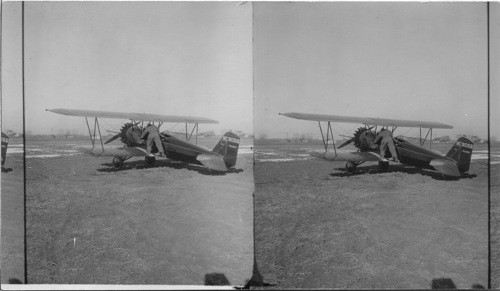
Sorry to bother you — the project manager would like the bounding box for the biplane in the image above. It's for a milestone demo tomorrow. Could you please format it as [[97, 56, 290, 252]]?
[[47, 109, 240, 172], [280, 112, 474, 178]]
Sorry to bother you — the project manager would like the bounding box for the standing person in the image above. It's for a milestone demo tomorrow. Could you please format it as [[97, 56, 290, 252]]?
[[1, 132, 9, 169], [373, 128, 398, 161], [140, 123, 165, 157]]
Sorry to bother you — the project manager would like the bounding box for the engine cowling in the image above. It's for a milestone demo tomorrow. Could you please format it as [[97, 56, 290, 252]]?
[[120, 123, 144, 147], [353, 127, 376, 152]]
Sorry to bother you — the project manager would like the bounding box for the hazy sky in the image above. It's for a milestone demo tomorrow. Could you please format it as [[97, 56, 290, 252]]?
[[2, 2, 24, 134], [254, 2, 494, 140], [2, 2, 498, 140], [491, 3, 500, 142], [3, 2, 252, 135]]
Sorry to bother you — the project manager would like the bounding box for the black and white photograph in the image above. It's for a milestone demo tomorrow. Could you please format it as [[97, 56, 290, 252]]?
[[253, 2, 490, 288], [3, 1, 254, 286], [1, 1, 499, 289], [1, 1, 26, 284], [489, 2, 500, 289]]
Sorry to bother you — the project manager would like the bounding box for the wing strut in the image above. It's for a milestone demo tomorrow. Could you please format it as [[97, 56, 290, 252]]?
[[183, 122, 199, 144], [420, 127, 432, 147], [318, 121, 336, 154], [84, 117, 105, 152], [85, 117, 94, 147]]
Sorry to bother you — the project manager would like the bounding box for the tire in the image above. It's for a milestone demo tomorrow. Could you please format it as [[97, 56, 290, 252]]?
[[112, 157, 124, 169], [378, 161, 389, 172], [145, 156, 156, 166], [346, 161, 356, 174]]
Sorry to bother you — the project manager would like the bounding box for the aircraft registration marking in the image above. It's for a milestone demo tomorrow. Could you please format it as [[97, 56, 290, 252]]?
[[223, 136, 240, 144], [456, 141, 474, 149]]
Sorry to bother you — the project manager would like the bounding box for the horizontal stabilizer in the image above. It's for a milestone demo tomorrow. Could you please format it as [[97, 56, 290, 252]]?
[[196, 154, 228, 172], [310, 150, 386, 162], [77, 147, 154, 157], [430, 159, 461, 177]]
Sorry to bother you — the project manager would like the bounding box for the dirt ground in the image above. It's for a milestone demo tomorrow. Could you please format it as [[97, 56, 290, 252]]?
[[1, 140, 25, 284], [490, 150, 500, 289], [25, 138, 253, 285], [254, 141, 488, 289]]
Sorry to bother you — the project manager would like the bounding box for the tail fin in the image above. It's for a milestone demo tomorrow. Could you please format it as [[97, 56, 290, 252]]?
[[212, 132, 240, 168], [446, 137, 474, 173]]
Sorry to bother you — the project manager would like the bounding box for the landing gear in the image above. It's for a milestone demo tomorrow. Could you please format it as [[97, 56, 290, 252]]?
[[112, 157, 124, 169], [145, 156, 156, 166], [345, 161, 357, 174], [378, 161, 389, 172]]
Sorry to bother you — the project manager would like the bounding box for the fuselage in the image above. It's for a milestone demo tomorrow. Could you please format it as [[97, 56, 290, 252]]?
[[142, 133, 216, 166], [165, 134, 217, 165], [391, 138, 453, 170]]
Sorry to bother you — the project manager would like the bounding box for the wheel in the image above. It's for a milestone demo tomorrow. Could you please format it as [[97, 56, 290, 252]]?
[[112, 157, 124, 169], [378, 161, 389, 172], [346, 161, 356, 174], [145, 156, 156, 166]]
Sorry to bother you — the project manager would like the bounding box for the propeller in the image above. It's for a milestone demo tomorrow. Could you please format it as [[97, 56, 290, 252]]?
[[104, 121, 141, 145], [338, 137, 356, 149], [104, 132, 122, 145], [337, 126, 375, 149]]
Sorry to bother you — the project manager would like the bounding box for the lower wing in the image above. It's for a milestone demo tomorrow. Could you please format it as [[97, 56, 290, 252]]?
[[310, 150, 387, 162], [196, 154, 228, 172], [77, 147, 154, 157], [429, 159, 461, 177]]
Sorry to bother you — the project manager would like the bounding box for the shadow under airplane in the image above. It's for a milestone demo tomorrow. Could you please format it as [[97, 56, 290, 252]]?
[[97, 159, 244, 176], [330, 164, 477, 181]]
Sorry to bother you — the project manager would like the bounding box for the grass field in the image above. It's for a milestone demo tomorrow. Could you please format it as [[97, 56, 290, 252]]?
[[1, 139, 25, 284], [25, 137, 253, 285], [254, 140, 489, 288], [490, 145, 500, 288], [3, 136, 498, 287]]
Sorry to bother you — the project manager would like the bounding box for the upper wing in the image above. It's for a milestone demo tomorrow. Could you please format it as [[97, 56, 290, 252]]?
[[77, 146, 154, 157], [280, 112, 452, 129], [310, 150, 387, 162], [47, 108, 219, 124]]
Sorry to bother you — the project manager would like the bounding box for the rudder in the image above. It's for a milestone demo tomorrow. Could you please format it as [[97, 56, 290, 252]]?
[[212, 132, 240, 168], [446, 137, 474, 173]]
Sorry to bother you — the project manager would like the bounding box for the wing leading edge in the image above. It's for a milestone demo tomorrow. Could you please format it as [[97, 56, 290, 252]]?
[[47, 108, 219, 124], [280, 112, 452, 129]]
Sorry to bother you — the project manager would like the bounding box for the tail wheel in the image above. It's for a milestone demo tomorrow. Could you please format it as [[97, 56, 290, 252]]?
[[112, 157, 124, 169], [145, 156, 156, 166], [346, 161, 356, 174], [378, 161, 389, 172]]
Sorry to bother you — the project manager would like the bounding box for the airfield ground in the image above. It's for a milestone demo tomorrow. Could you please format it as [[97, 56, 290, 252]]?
[[491, 152, 500, 289], [254, 140, 489, 289], [1, 139, 25, 284], [24, 137, 253, 285]]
